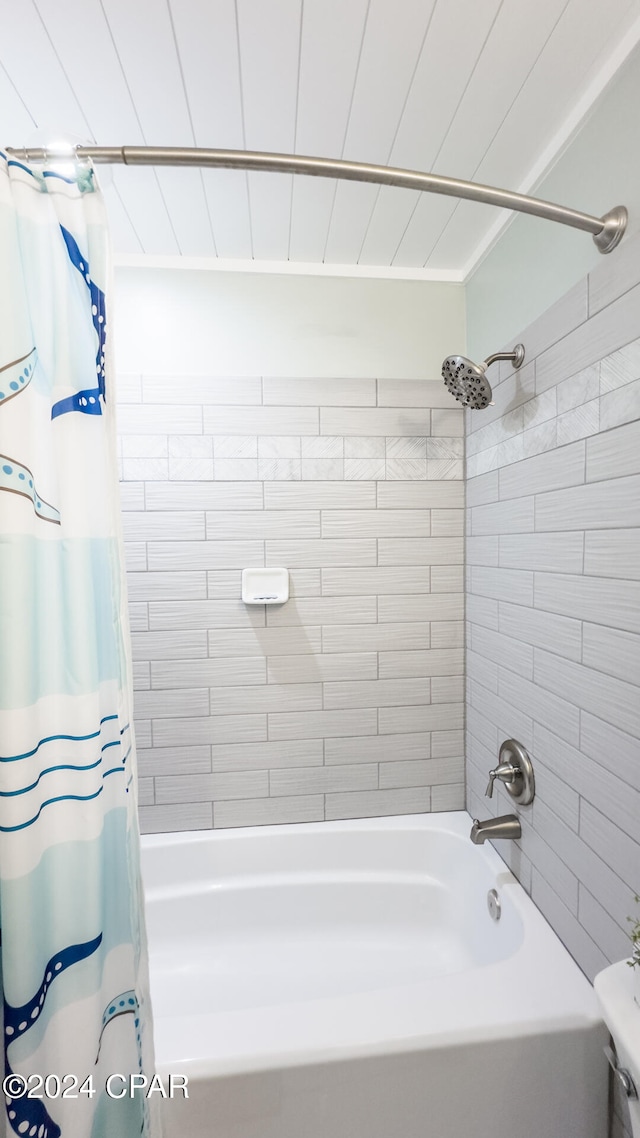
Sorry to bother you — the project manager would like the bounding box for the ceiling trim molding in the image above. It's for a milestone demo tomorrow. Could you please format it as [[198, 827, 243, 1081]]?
[[113, 253, 464, 283], [461, 14, 640, 282]]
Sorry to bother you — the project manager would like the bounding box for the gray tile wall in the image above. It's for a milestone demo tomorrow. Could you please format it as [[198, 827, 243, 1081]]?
[[466, 242, 640, 1138], [465, 236, 640, 972], [117, 376, 465, 833]]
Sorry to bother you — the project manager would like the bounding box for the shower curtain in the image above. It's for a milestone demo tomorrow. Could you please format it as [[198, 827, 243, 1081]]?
[[0, 153, 155, 1137]]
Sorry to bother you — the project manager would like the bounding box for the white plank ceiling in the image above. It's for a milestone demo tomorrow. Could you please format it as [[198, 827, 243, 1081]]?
[[1, 0, 639, 277]]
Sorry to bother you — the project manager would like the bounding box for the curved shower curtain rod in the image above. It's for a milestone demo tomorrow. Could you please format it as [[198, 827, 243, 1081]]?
[[5, 144, 628, 254]]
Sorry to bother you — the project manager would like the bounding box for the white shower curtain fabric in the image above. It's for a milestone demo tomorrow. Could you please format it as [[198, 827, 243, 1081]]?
[[0, 151, 155, 1138]]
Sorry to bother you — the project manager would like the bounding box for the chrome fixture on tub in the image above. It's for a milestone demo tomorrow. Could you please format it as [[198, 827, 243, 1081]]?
[[442, 344, 525, 409], [470, 815, 522, 844], [470, 739, 535, 844]]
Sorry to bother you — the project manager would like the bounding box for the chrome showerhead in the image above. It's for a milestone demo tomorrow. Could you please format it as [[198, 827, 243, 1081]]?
[[442, 355, 492, 410], [441, 344, 525, 410]]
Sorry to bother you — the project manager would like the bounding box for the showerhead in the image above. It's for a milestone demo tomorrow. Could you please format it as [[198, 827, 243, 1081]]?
[[442, 355, 492, 410], [441, 344, 525, 410]]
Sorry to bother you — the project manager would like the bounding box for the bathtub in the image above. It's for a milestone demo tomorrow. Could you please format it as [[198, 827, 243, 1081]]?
[[141, 811, 607, 1138]]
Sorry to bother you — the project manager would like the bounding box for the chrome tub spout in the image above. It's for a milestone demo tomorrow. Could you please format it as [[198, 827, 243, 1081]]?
[[470, 814, 521, 844]]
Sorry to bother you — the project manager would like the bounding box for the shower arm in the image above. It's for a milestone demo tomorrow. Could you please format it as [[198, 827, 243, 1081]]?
[[4, 144, 628, 254]]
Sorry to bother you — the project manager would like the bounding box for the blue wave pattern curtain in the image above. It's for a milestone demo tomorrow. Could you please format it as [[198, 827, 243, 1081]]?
[[0, 153, 155, 1137]]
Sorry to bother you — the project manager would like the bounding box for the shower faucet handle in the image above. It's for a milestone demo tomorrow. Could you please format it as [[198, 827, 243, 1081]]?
[[485, 762, 518, 799]]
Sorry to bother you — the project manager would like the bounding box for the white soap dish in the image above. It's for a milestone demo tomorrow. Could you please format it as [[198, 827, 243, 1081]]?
[[242, 567, 289, 605]]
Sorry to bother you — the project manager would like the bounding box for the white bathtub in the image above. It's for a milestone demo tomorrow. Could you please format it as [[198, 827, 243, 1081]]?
[[141, 811, 607, 1138]]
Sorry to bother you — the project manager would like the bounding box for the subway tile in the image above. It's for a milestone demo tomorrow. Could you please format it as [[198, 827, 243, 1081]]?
[[301, 436, 344, 458], [535, 572, 640, 633], [498, 440, 585, 499], [133, 720, 151, 748], [519, 814, 579, 914], [499, 532, 584, 573], [466, 537, 499, 566], [147, 540, 263, 571], [210, 739, 323, 772], [287, 569, 323, 597], [583, 529, 640, 580], [153, 714, 267, 747], [264, 481, 376, 509], [169, 457, 214, 480], [588, 229, 640, 315], [579, 800, 640, 894], [155, 770, 268, 805], [386, 436, 427, 459], [582, 623, 640, 685], [535, 282, 640, 393], [498, 667, 579, 746], [119, 484, 145, 512], [344, 437, 386, 458], [301, 459, 344, 480], [145, 481, 263, 510], [208, 626, 322, 657], [344, 459, 385, 480], [325, 787, 432, 820], [379, 649, 463, 679], [379, 704, 463, 734], [258, 458, 303, 480], [270, 764, 378, 796], [471, 566, 534, 606], [137, 745, 211, 779], [263, 377, 376, 405], [431, 729, 464, 758], [431, 565, 464, 592], [377, 379, 458, 407], [204, 406, 319, 435], [466, 470, 498, 508], [466, 594, 499, 630], [467, 648, 498, 692], [471, 498, 534, 535], [132, 661, 150, 690], [257, 436, 301, 458], [471, 625, 533, 679], [466, 704, 499, 754], [169, 435, 213, 457], [118, 405, 202, 434], [426, 437, 464, 459], [214, 459, 260, 480], [431, 676, 464, 703], [324, 677, 429, 710], [385, 459, 427, 479], [377, 481, 463, 508], [586, 418, 640, 482], [579, 886, 631, 968], [533, 724, 640, 843], [599, 337, 640, 391], [206, 570, 243, 599], [151, 657, 266, 689], [426, 460, 463, 480], [134, 688, 209, 719], [535, 474, 640, 532], [379, 757, 463, 789], [431, 620, 463, 648], [124, 543, 147, 571], [213, 436, 258, 458], [530, 870, 607, 983], [122, 512, 205, 541], [267, 652, 377, 683], [269, 708, 378, 740], [149, 599, 266, 631], [210, 683, 322, 715], [378, 538, 463, 565], [131, 630, 208, 660], [377, 594, 463, 622], [556, 365, 600, 413], [521, 389, 558, 432], [320, 407, 428, 436], [522, 420, 557, 458], [325, 733, 430, 765], [205, 510, 319, 540], [599, 335, 640, 409], [127, 571, 207, 602], [431, 408, 464, 437], [556, 399, 600, 446], [266, 539, 377, 568], [214, 796, 324, 828], [534, 648, 640, 740], [139, 802, 212, 834], [527, 754, 579, 831], [322, 509, 430, 539], [431, 783, 465, 810], [467, 407, 524, 457], [322, 621, 430, 654], [321, 566, 429, 595], [498, 602, 582, 662], [143, 375, 261, 405], [266, 596, 377, 626], [580, 713, 640, 793], [470, 680, 538, 751], [430, 512, 460, 537]]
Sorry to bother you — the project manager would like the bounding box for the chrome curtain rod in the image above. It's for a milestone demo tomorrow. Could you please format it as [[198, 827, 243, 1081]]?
[[6, 144, 627, 254]]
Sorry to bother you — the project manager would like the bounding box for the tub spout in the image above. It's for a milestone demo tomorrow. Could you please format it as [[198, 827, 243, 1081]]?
[[470, 814, 521, 844]]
